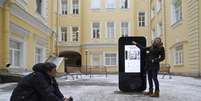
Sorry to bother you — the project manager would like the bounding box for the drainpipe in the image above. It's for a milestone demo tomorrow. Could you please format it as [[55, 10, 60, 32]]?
[[56, 0, 59, 56], [163, 0, 167, 64], [2, 0, 12, 69]]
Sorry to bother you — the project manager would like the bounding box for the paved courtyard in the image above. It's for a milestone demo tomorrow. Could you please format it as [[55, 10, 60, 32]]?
[[0, 74, 201, 101]]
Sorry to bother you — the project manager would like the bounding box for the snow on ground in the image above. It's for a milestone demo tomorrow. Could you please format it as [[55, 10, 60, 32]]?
[[0, 74, 201, 101]]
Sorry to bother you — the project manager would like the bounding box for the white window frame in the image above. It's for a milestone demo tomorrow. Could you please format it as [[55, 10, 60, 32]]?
[[61, 27, 68, 42], [61, 0, 68, 15], [106, 0, 115, 9], [157, 22, 162, 36], [91, 53, 101, 67], [121, 21, 129, 36], [156, 0, 161, 13], [72, 0, 79, 15], [174, 44, 183, 65], [36, 0, 47, 18], [35, 45, 46, 64], [104, 53, 117, 66], [151, 7, 155, 19], [72, 26, 79, 42], [138, 12, 146, 27], [9, 38, 26, 68], [91, 22, 100, 39], [106, 22, 115, 39], [120, 0, 129, 9], [171, 0, 182, 25], [91, 0, 101, 9]]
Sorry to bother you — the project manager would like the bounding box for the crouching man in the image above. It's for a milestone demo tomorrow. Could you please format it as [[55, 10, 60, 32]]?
[[10, 62, 73, 101]]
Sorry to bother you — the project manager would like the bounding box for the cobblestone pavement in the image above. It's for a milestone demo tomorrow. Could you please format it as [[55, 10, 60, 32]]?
[[1, 74, 201, 101]]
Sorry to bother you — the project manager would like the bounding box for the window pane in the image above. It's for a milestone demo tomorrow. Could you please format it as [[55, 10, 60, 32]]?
[[73, 0, 79, 14], [72, 27, 79, 42], [107, 0, 115, 8], [62, 0, 68, 15], [91, 0, 100, 9], [107, 22, 114, 38], [14, 50, 20, 66], [121, 0, 128, 9]]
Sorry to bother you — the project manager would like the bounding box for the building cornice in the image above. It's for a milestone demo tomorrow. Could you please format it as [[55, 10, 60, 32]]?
[[10, 21, 30, 37], [10, 3, 53, 35], [82, 43, 118, 48]]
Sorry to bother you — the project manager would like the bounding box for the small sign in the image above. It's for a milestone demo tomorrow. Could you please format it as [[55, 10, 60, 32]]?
[[125, 45, 141, 73]]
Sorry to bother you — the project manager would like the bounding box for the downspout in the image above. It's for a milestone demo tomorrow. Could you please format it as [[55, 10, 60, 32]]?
[[163, 0, 167, 64], [56, 0, 59, 56]]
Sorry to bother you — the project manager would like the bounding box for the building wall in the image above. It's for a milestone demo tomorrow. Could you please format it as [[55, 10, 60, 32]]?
[[52, 0, 150, 73], [165, 0, 189, 74], [0, 0, 54, 73]]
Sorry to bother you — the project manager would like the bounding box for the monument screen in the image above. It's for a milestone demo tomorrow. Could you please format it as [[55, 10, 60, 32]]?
[[125, 45, 141, 73]]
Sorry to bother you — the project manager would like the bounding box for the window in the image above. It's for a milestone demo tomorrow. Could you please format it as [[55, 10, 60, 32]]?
[[72, 27, 79, 42], [91, 0, 101, 9], [105, 53, 117, 66], [151, 29, 157, 40], [121, 22, 129, 36], [36, 0, 42, 14], [106, 0, 115, 9], [174, 45, 183, 65], [107, 22, 114, 39], [120, 0, 129, 9], [72, 0, 79, 15], [61, 0, 68, 15], [156, 0, 162, 13], [171, 0, 182, 24], [138, 12, 145, 27], [151, 7, 155, 19], [35, 47, 44, 64], [9, 40, 23, 67], [157, 22, 162, 36], [92, 22, 100, 39], [61, 27, 68, 42], [92, 54, 101, 66]]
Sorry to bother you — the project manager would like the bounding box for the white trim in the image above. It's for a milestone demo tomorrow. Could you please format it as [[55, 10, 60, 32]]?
[[10, 4, 52, 35], [10, 22, 30, 37]]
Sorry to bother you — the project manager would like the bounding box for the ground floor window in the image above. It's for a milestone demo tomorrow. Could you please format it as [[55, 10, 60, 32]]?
[[174, 44, 183, 65], [104, 53, 117, 66], [9, 40, 23, 67], [92, 54, 101, 66]]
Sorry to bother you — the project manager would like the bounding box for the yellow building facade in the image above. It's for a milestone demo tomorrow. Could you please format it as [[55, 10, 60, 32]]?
[[1, 0, 201, 76], [150, 0, 201, 77], [0, 0, 58, 73], [52, 0, 150, 73]]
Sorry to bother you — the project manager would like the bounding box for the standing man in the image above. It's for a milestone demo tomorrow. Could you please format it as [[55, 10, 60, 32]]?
[[144, 37, 165, 97]]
